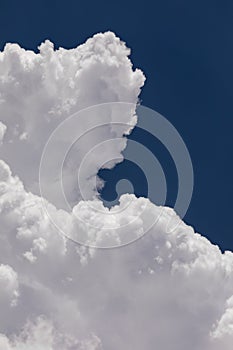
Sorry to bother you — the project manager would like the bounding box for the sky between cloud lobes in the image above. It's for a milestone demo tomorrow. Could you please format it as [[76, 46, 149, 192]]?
[[0, 32, 232, 350]]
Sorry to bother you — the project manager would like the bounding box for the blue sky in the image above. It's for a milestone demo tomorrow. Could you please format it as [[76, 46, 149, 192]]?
[[0, 0, 232, 250]]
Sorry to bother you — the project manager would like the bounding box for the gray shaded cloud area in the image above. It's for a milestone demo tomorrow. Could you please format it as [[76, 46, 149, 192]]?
[[0, 32, 232, 349]]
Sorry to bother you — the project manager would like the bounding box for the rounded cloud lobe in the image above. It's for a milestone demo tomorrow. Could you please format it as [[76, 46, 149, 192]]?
[[0, 32, 144, 206], [0, 32, 232, 350]]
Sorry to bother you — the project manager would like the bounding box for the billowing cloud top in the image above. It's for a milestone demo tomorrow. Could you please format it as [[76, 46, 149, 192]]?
[[0, 32, 232, 350], [0, 32, 145, 205]]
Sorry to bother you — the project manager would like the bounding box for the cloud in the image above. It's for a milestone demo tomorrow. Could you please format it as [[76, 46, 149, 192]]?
[[0, 317, 102, 350], [0, 158, 233, 349], [0, 122, 6, 143], [0, 32, 232, 350], [0, 264, 19, 308], [0, 32, 145, 208]]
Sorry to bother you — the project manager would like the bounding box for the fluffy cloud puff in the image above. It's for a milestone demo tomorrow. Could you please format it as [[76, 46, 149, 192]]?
[[0, 32, 233, 350], [1, 157, 233, 349], [0, 32, 145, 207], [0, 317, 102, 350], [0, 264, 19, 308], [0, 122, 6, 143]]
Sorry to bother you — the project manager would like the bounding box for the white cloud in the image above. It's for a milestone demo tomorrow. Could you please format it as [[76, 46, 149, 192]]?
[[0, 32, 232, 350], [0, 264, 19, 307], [0, 159, 233, 349], [0, 122, 6, 143], [0, 317, 102, 350], [211, 296, 233, 340], [0, 32, 145, 208]]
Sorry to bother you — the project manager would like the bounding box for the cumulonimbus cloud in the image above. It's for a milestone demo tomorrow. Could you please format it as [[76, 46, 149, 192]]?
[[0, 32, 232, 350]]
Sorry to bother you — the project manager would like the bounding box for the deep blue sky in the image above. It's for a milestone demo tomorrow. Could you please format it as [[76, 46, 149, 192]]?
[[0, 0, 232, 251]]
